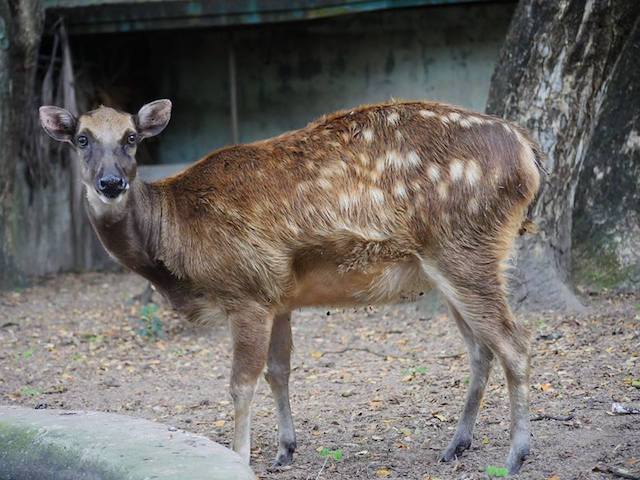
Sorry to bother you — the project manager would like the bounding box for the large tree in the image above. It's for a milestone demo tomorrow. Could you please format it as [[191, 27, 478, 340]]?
[[487, 0, 640, 310], [0, 0, 44, 288]]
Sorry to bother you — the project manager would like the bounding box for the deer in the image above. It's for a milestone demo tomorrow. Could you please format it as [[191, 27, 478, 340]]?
[[39, 98, 542, 475]]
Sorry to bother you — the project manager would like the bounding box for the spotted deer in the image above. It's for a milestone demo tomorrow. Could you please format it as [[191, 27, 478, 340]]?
[[40, 99, 542, 475]]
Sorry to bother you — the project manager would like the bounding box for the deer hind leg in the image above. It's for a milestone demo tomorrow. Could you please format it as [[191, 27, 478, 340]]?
[[264, 312, 297, 467], [228, 304, 274, 464], [421, 259, 531, 475], [440, 301, 494, 462]]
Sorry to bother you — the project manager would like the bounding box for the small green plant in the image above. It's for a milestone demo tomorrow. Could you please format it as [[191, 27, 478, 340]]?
[[318, 448, 343, 461], [485, 465, 508, 478], [82, 333, 104, 344], [403, 366, 428, 376], [137, 303, 164, 339], [20, 386, 41, 397], [21, 349, 35, 360]]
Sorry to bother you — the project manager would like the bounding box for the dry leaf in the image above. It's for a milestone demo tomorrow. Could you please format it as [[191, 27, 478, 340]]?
[[376, 468, 392, 478]]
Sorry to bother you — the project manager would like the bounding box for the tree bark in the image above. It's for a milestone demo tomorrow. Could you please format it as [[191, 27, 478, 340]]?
[[486, 0, 640, 310], [0, 0, 44, 289], [572, 15, 640, 291]]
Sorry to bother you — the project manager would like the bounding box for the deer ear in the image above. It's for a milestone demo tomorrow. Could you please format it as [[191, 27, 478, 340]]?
[[39, 106, 76, 143], [136, 99, 172, 138]]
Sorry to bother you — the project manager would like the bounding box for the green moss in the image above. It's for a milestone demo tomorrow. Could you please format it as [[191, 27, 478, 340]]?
[[572, 233, 639, 290], [0, 422, 125, 480]]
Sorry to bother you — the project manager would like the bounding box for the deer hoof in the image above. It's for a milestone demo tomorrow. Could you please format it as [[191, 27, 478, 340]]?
[[271, 442, 296, 468], [506, 442, 530, 475], [439, 434, 472, 462]]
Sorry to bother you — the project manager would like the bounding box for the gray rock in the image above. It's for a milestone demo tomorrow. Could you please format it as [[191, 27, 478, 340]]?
[[0, 406, 255, 480]]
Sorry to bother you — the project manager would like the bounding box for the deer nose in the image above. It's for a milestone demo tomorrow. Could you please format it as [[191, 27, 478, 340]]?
[[97, 175, 128, 198]]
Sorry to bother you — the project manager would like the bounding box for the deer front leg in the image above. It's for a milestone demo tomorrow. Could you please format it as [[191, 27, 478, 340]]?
[[265, 312, 296, 467], [228, 304, 273, 464]]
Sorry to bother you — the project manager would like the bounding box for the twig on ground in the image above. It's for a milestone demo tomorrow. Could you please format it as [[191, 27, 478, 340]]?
[[437, 352, 465, 359], [531, 413, 575, 422], [322, 346, 403, 359], [593, 464, 640, 480], [308, 457, 329, 480]]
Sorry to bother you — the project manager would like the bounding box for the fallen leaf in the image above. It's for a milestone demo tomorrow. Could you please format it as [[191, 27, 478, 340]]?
[[376, 468, 392, 478]]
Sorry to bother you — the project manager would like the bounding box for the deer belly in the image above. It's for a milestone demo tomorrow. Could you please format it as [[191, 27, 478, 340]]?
[[286, 260, 432, 309]]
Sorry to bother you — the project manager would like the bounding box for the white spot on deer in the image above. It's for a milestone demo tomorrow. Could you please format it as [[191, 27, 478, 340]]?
[[465, 160, 482, 186], [437, 182, 449, 199], [449, 159, 464, 181], [468, 198, 479, 214], [419, 109, 436, 118], [427, 164, 441, 182], [339, 193, 357, 212], [393, 182, 407, 199], [458, 117, 473, 128], [395, 130, 403, 141], [386, 111, 400, 126], [406, 151, 421, 167], [362, 128, 374, 143], [468, 116, 488, 126], [448, 112, 462, 123], [316, 178, 333, 190], [385, 150, 403, 169], [369, 187, 385, 204]]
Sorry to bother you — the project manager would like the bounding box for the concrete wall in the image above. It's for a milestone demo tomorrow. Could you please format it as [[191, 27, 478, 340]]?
[[145, 2, 515, 164]]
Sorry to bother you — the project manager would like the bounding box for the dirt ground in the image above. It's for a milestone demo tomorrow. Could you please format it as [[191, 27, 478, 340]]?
[[0, 272, 638, 479]]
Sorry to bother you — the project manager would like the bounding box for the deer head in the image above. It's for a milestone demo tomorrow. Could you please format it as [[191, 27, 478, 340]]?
[[39, 100, 172, 207]]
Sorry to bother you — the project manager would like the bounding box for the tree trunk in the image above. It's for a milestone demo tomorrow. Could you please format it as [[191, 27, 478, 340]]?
[[486, 0, 640, 311], [0, 0, 44, 289], [572, 15, 640, 292]]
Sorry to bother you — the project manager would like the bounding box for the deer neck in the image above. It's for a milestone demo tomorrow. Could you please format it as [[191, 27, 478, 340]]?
[[86, 178, 162, 274]]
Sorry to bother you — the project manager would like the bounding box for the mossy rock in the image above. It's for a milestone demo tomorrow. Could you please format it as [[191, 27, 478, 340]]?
[[0, 406, 255, 480]]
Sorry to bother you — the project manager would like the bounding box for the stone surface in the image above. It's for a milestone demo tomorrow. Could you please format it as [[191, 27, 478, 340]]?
[[0, 406, 255, 480]]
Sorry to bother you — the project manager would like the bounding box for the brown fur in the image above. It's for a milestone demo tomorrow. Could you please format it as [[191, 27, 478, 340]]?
[[130, 101, 540, 319]]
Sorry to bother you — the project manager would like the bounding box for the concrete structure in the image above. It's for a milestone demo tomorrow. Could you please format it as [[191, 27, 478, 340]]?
[[0, 406, 256, 480]]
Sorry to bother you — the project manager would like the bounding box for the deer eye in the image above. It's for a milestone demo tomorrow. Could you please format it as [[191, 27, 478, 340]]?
[[77, 135, 88, 148], [127, 134, 137, 145]]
